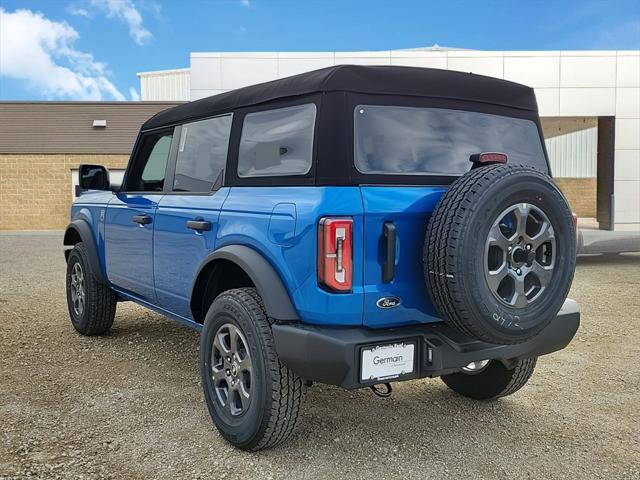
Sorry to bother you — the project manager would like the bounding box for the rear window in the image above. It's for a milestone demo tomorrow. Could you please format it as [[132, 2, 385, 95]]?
[[238, 103, 316, 178], [354, 105, 547, 175]]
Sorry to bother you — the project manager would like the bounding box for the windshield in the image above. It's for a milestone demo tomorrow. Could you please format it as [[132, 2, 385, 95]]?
[[354, 105, 547, 175]]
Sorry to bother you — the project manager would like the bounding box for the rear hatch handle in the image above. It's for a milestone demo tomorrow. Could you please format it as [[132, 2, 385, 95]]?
[[383, 222, 396, 283]]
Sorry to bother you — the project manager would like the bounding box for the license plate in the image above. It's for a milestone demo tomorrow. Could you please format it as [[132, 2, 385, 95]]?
[[360, 342, 415, 382]]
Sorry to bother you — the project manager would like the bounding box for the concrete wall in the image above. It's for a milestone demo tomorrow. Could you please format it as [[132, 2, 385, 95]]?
[[0, 154, 128, 230]]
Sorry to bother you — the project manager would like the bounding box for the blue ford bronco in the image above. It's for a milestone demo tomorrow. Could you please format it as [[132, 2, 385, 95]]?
[[64, 65, 579, 451]]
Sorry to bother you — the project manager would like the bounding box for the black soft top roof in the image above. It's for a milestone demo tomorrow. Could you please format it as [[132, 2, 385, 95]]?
[[142, 65, 538, 130]]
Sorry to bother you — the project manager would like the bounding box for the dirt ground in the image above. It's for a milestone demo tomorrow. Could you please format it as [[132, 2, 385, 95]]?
[[1, 233, 638, 479]]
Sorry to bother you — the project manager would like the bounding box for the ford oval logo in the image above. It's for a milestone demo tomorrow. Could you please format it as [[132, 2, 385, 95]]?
[[376, 297, 401, 309]]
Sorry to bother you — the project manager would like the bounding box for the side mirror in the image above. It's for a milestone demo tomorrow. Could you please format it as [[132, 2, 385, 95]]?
[[78, 164, 110, 194]]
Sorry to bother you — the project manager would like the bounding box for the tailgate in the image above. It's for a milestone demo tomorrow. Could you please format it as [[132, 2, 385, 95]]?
[[360, 186, 446, 328]]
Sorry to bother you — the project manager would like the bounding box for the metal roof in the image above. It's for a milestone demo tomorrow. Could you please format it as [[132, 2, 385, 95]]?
[[0, 102, 182, 154]]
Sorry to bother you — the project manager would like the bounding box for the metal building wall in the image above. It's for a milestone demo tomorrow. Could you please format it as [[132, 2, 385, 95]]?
[[138, 68, 191, 101], [545, 126, 598, 177]]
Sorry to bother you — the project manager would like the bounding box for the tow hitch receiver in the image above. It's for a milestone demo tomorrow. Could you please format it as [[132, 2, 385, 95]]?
[[369, 383, 393, 398]]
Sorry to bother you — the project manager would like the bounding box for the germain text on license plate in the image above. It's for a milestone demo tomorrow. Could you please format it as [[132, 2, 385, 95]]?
[[360, 342, 415, 382]]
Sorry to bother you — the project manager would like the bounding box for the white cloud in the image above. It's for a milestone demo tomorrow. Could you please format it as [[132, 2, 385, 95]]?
[[129, 87, 140, 101], [68, 6, 91, 17], [89, 0, 151, 45], [0, 8, 125, 100], [240, 0, 251, 8]]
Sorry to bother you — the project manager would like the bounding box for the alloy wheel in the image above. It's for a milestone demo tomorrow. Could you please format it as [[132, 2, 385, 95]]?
[[211, 323, 253, 417], [484, 203, 556, 308], [70, 262, 85, 317]]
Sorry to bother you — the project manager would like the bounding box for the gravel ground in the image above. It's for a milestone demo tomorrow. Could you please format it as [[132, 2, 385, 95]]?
[[1, 233, 638, 480]]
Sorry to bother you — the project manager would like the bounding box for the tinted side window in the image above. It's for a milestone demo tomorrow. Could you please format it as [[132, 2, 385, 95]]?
[[173, 115, 232, 192], [126, 130, 173, 192], [238, 103, 316, 178]]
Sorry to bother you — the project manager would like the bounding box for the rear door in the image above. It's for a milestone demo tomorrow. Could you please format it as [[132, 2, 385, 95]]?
[[105, 128, 174, 302], [153, 114, 233, 319], [355, 103, 549, 328]]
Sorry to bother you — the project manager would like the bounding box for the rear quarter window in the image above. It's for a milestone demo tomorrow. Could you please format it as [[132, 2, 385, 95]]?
[[238, 103, 316, 178], [354, 105, 547, 175]]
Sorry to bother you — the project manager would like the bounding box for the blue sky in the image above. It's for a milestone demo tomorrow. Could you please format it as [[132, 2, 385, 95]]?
[[1, 0, 639, 101]]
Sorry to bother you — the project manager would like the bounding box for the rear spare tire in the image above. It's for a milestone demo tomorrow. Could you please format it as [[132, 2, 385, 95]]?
[[424, 164, 576, 345], [442, 358, 537, 400]]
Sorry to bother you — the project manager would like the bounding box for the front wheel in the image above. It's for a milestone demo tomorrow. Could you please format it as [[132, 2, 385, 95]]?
[[66, 242, 117, 336], [200, 288, 306, 451], [441, 357, 537, 400]]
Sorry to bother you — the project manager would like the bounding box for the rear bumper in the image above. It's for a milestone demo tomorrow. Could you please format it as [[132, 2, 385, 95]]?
[[272, 299, 580, 390]]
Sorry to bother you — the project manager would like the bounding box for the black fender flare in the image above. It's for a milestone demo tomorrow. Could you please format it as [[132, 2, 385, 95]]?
[[63, 219, 106, 284], [192, 245, 298, 321]]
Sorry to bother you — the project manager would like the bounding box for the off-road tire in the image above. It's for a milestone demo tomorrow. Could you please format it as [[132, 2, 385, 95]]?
[[441, 357, 537, 400], [65, 242, 117, 335], [200, 288, 306, 451], [424, 164, 576, 345]]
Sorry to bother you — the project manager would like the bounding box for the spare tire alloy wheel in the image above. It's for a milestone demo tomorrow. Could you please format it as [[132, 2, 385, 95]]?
[[424, 165, 576, 345], [485, 203, 555, 308]]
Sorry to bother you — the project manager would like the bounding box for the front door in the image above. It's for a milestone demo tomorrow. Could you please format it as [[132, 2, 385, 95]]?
[[105, 128, 175, 302]]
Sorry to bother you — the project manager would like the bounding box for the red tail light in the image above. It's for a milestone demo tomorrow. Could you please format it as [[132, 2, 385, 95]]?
[[469, 152, 508, 167], [318, 217, 353, 292]]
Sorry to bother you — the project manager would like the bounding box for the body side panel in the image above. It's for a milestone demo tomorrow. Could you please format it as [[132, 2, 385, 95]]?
[[112, 286, 202, 331], [69, 190, 115, 282], [217, 186, 365, 326]]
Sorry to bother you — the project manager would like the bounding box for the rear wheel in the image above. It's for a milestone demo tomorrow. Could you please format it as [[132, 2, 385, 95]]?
[[200, 288, 306, 451], [441, 357, 537, 400], [65, 242, 117, 336]]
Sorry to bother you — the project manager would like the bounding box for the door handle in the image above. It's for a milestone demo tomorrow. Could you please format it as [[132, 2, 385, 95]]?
[[382, 222, 396, 283], [132, 214, 152, 225], [186, 220, 211, 231]]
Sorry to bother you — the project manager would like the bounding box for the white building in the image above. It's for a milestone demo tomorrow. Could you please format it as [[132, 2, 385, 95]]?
[[138, 47, 640, 228]]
